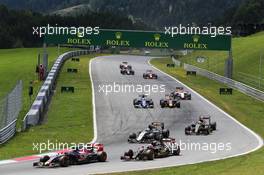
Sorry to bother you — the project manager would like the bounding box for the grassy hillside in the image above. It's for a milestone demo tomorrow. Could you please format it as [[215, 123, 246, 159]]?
[[179, 32, 264, 90], [0, 47, 74, 129]]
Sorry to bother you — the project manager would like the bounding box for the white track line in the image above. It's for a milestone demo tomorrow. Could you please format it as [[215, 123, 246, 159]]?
[[0, 160, 17, 165], [90, 58, 98, 143]]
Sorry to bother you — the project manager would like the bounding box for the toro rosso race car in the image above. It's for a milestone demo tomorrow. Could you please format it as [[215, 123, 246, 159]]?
[[128, 122, 170, 143], [33, 143, 107, 168], [160, 94, 180, 108], [121, 138, 180, 161], [143, 70, 158, 79], [133, 94, 154, 108], [120, 67, 135, 75], [120, 62, 132, 69], [185, 115, 216, 135], [171, 87, 191, 100]]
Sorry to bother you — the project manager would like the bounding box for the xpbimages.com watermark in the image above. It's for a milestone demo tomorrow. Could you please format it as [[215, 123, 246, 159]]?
[[32, 24, 100, 37], [98, 82, 166, 95], [164, 24, 232, 37], [32, 140, 232, 154]]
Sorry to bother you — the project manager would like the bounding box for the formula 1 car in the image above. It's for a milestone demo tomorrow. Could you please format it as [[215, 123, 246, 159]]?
[[151, 138, 180, 157], [33, 143, 107, 168], [143, 70, 158, 79], [185, 115, 216, 135], [160, 94, 180, 108], [171, 87, 191, 100], [120, 62, 132, 69], [128, 122, 170, 143], [120, 146, 154, 161], [121, 138, 180, 161], [120, 67, 135, 75], [133, 94, 154, 108]]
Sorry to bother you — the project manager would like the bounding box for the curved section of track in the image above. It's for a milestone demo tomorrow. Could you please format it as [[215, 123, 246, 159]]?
[[0, 55, 262, 175]]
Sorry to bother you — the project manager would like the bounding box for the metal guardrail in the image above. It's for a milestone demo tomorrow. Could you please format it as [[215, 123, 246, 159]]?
[[23, 50, 93, 130], [183, 63, 264, 101], [0, 120, 17, 144], [0, 80, 22, 144]]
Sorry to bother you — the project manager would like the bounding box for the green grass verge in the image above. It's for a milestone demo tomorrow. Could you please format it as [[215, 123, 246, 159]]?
[[179, 32, 264, 90], [105, 57, 264, 175], [0, 47, 75, 129], [0, 54, 95, 160]]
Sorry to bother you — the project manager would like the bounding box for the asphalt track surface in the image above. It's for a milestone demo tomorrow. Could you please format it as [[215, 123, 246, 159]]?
[[0, 55, 262, 175]]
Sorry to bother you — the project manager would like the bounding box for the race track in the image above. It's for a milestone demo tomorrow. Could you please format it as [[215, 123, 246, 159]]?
[[0, 55, 262, 175]]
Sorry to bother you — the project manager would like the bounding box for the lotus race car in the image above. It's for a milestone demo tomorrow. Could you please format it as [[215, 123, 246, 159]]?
[[121, 146, 154, 161], [160, 94, 180, 108], [185, 115, 216, 135], [152, 138, 180, 158], [133, 94, 154, 108], [171, 87, 191, 100], [120, 62, 132, 69], [120, 67, 135, 75], [143, 70, 158, 79], [121, 138, 180, 161], [128, 122, 170, 143], [33, 143, 107, 168]]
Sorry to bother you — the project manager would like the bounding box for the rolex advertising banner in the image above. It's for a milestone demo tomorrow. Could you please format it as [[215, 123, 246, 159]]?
[[44, 29, 231, 51]]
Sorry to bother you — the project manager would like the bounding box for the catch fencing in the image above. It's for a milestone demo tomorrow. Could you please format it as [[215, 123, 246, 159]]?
[[183, 63, 264, 101], [0, 80, 22, 144], [23, 50, 93, 130]]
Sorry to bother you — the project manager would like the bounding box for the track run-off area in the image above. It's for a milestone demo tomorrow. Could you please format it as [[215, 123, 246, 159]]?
[[0, 55, 262, 175]]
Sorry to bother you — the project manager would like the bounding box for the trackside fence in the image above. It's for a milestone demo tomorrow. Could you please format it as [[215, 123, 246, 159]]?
[[0, 80, 22, 144], [22, 50, 93, 130], [171, 57, 264, 101]]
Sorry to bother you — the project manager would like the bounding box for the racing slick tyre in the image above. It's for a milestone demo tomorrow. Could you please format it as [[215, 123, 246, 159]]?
[[142, 150, 154, 160], [185, 127, 191, 135], [147, 150, 154, 160], [97, 151, 107, 162], [59, 156, 69, 167], [211, 122, 217, 130], [173, 146, 181, 156], [160, 100, 165, 108], [40, 155, 50, 162], [162, 129, 170, 138], [204, 129, 210, 135], [129, 132, 137, 139], [124, 149, 134, 159]]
